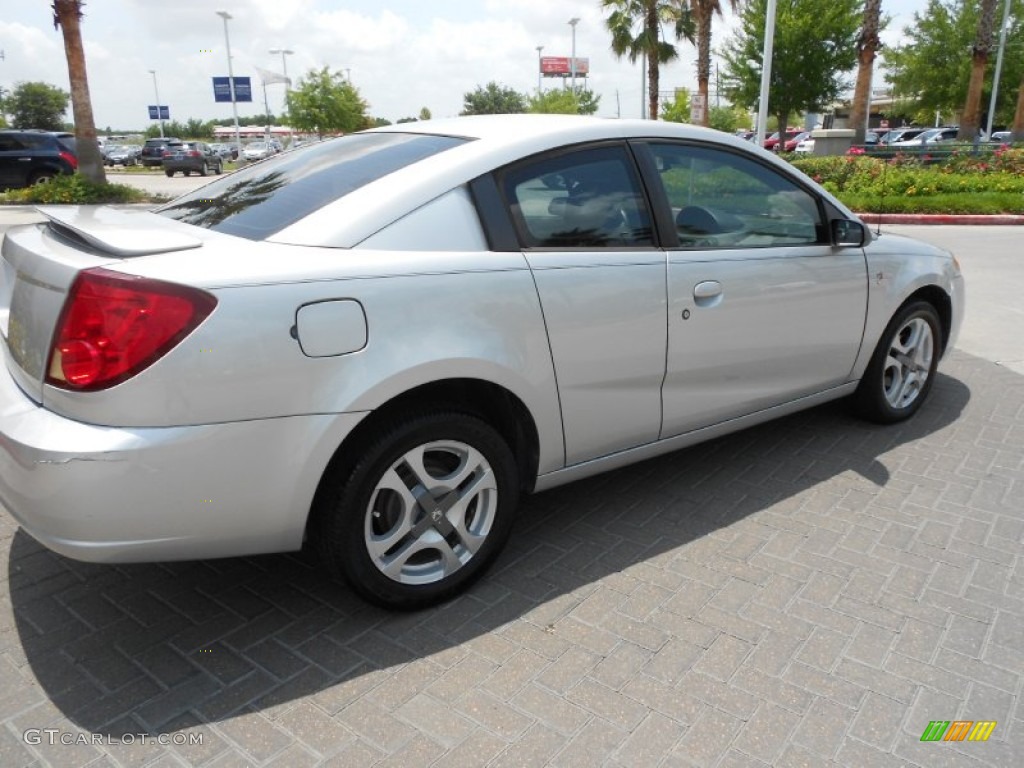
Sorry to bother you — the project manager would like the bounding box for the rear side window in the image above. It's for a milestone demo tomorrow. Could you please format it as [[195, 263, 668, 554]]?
[[499, 144, 654, 249], [157, 132, 467, 241]]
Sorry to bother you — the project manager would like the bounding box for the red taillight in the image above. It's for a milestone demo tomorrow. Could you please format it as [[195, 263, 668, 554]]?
[[189, 151, 201, 157], [47, 268, 216, 391], [60, 150, 78, 170]]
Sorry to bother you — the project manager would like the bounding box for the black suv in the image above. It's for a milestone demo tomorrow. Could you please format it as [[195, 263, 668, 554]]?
[[162, 141, 224, 177], [0, 130, 78, 189], [140, 137, 183, 167]]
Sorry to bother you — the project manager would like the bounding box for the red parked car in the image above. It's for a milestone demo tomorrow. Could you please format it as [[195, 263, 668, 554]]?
[[782, 132, 811, 152], [763, 129, 803, 152]]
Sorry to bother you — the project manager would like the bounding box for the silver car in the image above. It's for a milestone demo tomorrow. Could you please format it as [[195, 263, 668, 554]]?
[[0, 116, 964, 608]]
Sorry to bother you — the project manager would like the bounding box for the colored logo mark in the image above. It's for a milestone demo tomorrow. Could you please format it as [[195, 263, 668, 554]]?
[[920, 720, 997, 742]]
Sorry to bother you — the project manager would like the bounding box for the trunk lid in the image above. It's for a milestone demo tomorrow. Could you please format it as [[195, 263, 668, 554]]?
[[1, 206, 203, 403]]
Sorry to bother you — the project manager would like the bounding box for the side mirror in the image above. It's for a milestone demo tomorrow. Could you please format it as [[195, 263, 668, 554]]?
[[831, 219, 867, 247]]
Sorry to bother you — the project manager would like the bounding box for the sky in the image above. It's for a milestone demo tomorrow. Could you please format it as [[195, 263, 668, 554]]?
[[1, 0, 929, 131]]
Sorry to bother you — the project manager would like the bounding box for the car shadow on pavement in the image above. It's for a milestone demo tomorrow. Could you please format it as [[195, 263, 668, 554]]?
[[6, 369, 971, 746]]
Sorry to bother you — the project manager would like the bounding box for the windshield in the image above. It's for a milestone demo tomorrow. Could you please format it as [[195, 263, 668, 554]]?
[[157, 131, 468, 241]]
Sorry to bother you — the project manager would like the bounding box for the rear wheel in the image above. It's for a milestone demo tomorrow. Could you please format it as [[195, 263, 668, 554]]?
[[199, 161, 209, 177], [164, 169, 174, 177], [28, 171, 56, 185], [315, 412, 519, 609], [855, 301, 942, 423]]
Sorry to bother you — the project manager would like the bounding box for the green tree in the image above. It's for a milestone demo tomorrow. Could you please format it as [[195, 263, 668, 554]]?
[[53, 0, 105, 184], [692, 1, 740, 126], [286, 67, 368, 136], [884, 1, 1024, 129], [708, 104, 748, 132], [721, 0, 860, 136], [184, 117, 214, 139], [8, 81, 69, 130], [368, 117, 393, 127], [460, 82, 526, 115], [603, 0, 694, 121], [661, 88, 692, 122], [849, 0, 885, 144], [396, 116, 418, 123], [526, 87, 601, 114], [419, 107, 432, 120]]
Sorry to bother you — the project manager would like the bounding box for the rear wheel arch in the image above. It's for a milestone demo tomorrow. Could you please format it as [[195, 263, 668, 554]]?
[[305, 378, 540, 606], [308, 379, 541, 524]]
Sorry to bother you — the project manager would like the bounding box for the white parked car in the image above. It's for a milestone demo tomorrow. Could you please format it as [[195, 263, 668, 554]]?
[[242, 141, 273, 161], [794, 137, 815, 154], [0, 115, 965, 608]]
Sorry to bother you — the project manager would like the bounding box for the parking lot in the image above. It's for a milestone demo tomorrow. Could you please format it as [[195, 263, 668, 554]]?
[[0, 219, 1021, 766]]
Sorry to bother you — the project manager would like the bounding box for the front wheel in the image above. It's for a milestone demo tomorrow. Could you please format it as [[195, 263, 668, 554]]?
[[315, 412, 519, 609], [164, 169, 174, 177], [855, 301, 942, 423]]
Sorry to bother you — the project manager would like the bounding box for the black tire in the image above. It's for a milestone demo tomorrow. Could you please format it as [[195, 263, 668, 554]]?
[[213, 161, 222, 175], [165, 169, 174, 177], [315, 411, 519, 609], [199, 161, 208, 177], [28, 171, 56, 185], [855, 300, 942, 424]]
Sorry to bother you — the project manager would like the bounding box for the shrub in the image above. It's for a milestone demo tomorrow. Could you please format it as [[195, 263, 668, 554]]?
[[790, 151, 1024, 214], [1, 173, 146, 205]]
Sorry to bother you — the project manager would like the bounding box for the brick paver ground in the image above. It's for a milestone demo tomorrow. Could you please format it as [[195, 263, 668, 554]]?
[[1, 349, 1021, 767]]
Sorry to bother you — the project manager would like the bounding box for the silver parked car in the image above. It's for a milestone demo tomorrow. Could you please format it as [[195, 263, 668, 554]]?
[[0, 116, 965, 608]]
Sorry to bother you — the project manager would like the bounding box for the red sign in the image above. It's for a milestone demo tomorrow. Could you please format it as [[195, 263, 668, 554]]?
[[540, 56, 589, 77]]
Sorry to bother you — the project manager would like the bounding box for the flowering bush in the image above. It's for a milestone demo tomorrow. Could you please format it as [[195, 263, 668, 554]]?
[[790, 149, 1024, 213]]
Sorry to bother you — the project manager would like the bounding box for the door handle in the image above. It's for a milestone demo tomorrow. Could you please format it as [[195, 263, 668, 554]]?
[[693, 280, 722, 300]]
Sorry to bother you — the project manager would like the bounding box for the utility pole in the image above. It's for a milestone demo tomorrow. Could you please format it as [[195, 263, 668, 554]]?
[[568, 17, 580, 92]]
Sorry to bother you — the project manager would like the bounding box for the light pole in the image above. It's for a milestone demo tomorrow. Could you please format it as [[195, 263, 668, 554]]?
[[216, 10, 242, 156], [568, 17, 579, 92], [754, 0, 778, 149], [986, 0, 1013, 141], [536, 45, 544, 93], [147, 69, 164, 138], [269, 47, 293, 117], [268, 47, 293, 87]]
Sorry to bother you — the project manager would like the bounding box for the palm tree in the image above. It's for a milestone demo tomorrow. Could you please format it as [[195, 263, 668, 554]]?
[[1014, 74, 1024, 141], [848, 0, 882, 144], [692, 0, 740, 127], [959, 0, 999, 140], [603, 0, 695, 121], [52, 0, 105, 184]]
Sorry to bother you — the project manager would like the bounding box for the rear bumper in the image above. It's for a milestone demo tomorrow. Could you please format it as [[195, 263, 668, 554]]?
[[0, 351, 365, 563]]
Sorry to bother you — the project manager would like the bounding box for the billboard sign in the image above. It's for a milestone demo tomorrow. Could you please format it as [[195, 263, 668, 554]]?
[[147, 105, 169, 120], [213, 76, 253, 103], [540, 56, 589, 77]]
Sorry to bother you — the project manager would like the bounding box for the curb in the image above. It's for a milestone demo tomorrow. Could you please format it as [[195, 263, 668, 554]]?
[[856, 213, 1024, 225]]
